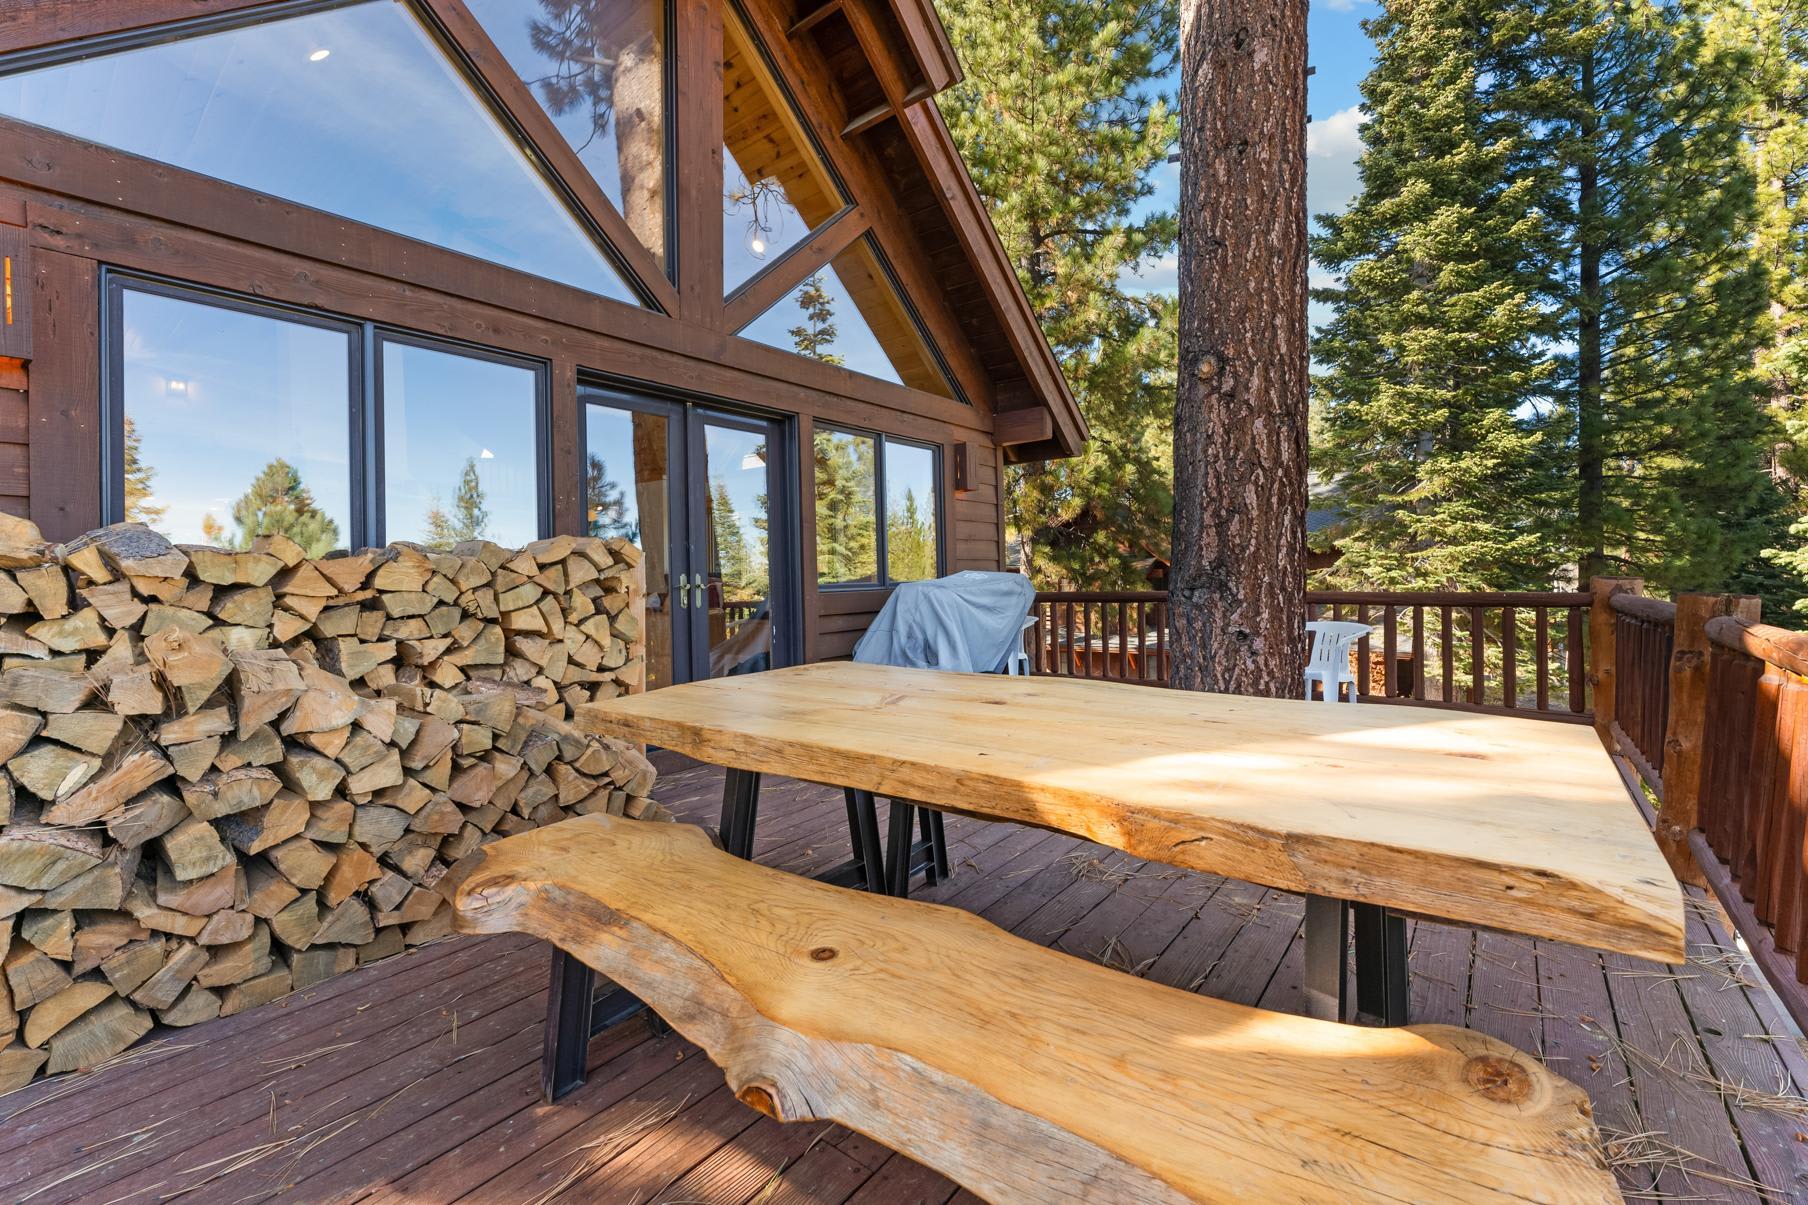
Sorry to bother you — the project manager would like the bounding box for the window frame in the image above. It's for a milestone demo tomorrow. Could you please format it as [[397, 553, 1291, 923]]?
[[102, 270, 552, 551], [812, 423, 943, 592]]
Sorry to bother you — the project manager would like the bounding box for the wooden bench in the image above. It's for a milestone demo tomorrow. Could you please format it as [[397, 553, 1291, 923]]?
[[453, 815, 1618, 1203]]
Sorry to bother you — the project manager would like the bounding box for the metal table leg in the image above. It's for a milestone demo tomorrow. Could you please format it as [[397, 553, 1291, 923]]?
[[719, 767, 763, 859], [1301, 896, 1409, 1026], [844, 788, 887, 892], [885, 799, 918, 897], [1353, 903, 1409, 1026], [1301, 896, 1348, 1022]]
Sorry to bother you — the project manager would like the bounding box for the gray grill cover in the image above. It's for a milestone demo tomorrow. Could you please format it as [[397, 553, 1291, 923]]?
[[852, 571, 1036, 674]]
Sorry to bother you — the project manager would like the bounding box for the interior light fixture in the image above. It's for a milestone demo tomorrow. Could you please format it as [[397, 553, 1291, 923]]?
[[479, 448, 495, 459], [748, 237, 767, 256], [308, 48, 332, 62], [166, 378, 189, 395]]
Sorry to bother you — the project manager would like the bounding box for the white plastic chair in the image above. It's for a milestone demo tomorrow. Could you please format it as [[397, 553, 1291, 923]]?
[[1004, 615, 1038, 676], [1304, 620, 1371, 702]]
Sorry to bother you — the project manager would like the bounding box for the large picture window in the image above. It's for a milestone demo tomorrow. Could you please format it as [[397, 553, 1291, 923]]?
[[813, 427, 940, 587], [107, 277, 548, 552]]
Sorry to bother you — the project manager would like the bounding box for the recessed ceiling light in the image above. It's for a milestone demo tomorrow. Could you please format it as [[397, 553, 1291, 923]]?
[[308, 48, 331, 62]]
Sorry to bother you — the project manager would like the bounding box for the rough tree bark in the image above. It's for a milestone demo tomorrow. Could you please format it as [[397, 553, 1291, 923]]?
[[1171, 0, 1310, 697]]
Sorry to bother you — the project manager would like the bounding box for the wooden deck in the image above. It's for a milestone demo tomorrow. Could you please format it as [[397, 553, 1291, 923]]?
[[3, 761, 1806, 1203]]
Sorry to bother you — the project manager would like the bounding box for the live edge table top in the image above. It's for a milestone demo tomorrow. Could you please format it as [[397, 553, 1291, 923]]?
[[577, 662, 1684, 965]]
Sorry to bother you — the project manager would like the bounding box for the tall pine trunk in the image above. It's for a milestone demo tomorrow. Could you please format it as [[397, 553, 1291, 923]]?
[[1171, 0, 1309, 696], [1576, 48, 1606, 580]]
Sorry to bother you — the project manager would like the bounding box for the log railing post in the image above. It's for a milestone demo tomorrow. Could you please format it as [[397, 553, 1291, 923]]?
[[1659, 593, 1761, 885], [1589, 577, 1643, 751]]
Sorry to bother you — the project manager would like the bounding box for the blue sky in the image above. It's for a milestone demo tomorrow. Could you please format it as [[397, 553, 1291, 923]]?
[[1122, 0, 1378, 315]]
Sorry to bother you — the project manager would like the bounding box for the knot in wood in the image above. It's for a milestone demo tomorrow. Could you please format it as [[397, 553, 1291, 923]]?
[[737, 1084, 781, 1119], [809, 945, 838, 962], [1463, 1055, 1534, 1105]]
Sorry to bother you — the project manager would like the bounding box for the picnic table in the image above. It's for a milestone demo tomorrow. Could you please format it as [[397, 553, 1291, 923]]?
[[558, 662, 1682, 1091]]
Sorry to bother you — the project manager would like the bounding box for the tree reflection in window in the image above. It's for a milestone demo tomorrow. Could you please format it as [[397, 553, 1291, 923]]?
[[465, 0, 669, 267]]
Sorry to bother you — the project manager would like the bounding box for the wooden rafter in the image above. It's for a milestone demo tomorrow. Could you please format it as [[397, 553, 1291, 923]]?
[[420, 0, 681, 316], [0, 0, 286, 56], [723, 204, 869, 332], [674, 0, 726, 328]]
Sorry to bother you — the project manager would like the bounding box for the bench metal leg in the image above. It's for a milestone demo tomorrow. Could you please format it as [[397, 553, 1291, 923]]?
[[1353, 903, 1409, 1026], [719, 767, 763, 859], [542, 949, 595, 1102], [844, 788, 887, 892], [1302, 896, 1348, 1022]]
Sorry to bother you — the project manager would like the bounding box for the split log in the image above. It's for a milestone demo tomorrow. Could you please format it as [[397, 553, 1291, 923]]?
[[457, 816, 1620, 1205], [45, 997, 151, 1073]]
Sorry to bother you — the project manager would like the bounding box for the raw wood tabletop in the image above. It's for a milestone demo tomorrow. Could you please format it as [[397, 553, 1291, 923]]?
[[578, 662, 1684, 964]]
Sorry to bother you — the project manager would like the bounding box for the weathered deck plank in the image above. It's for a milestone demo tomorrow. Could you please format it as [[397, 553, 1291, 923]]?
[[0, 764, 1800, 1204]]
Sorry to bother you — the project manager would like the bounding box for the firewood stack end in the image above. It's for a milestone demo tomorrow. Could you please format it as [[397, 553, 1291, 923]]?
[[0, 516, 662, 1091]]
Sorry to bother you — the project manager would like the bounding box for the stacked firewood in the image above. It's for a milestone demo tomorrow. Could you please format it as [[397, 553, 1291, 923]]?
[[0, 518, 662, 1092]]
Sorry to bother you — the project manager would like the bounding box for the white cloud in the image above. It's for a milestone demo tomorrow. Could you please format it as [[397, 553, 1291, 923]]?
[[1306, 105, 1365, 223], [1120, 250, 1179, 295]]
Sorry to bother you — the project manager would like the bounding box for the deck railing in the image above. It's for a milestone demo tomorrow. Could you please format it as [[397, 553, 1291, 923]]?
[[1028, 589, 1593, 721]]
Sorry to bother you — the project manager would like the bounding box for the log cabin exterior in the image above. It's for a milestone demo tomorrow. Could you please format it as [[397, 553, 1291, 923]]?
[[0, 0, 1083, 687]]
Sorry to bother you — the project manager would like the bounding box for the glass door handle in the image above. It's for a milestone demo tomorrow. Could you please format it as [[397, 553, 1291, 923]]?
[[694, 581, 706, 610], [676, 573, 690, 608]]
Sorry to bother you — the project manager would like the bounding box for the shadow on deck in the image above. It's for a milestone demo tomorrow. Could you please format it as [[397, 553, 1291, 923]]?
[[2, 761, 1805, 1203]]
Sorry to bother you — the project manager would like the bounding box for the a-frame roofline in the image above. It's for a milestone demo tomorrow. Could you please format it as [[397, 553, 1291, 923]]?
[[0, 0, 1085, 458]]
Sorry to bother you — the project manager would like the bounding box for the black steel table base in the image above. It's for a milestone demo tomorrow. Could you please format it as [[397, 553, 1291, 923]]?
[[1301, 895, 1409, 1027]]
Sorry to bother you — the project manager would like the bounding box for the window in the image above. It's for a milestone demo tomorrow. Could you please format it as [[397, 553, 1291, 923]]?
[[813, 428, 940, 587], [379, 338, 545, 550], [464, 0, 670, 270], [721, 7, 845, 292], [737, 236, 954, 398], [106, 277, 548, 553], [113, 285, 355, 554], [0, 1, 640, 303]]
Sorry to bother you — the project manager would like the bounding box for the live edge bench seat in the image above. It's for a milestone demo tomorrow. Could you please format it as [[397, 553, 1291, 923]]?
[[452, 814, 1618, 1204]]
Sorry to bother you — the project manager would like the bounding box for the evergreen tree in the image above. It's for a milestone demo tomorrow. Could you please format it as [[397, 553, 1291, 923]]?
[[200, 513, 226, 546], [423, 458, 490, 550], [586, 452, 633, 539], [1312, 0, 1566, 589], [1737, 0, 1808, 615], [789, 274, 843, 365], [886, 488, 938, 581], [937, 0, 1178, 587], [1527, 0, 1774, 591], [229, 459, 339, 557], [813, 432, 877, 582], [708, 479, 763, 600], [121, 416, 166, 530]]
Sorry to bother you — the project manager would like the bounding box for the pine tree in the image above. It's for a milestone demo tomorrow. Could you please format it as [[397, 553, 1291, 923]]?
[[229, 459, 340, 557], [886, 488, 938, 581], [708, 479, 763, 600], [586, 452, 633, 539], [1312, 0, 1566, 590], [813, 432, 877, 582], [424, 458, 490, 550], [200, 513, 226, 545], [1537, 0, 1774, 590], [1737, 0, 1808, 615], [121, 416, 166, 530], [936, 0, 1178, 587], [789, 274, 843, 366]]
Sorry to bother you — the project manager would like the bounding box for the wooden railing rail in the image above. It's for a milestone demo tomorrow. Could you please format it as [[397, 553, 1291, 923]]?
[[1691, 611, 1808, 1029], [1607, 590, 1675, 792], [1027, 589, 1592, 722]]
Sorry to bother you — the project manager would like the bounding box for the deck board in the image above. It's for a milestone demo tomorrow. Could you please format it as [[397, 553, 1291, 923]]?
[[3, 763, 1803, 1203]]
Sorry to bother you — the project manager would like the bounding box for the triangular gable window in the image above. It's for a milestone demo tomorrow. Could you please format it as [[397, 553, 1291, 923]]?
[[737, 235, 953, 397], [463, 0, 670, 271], [0, 1, 641, 304], [722, 8, 845, 292]]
